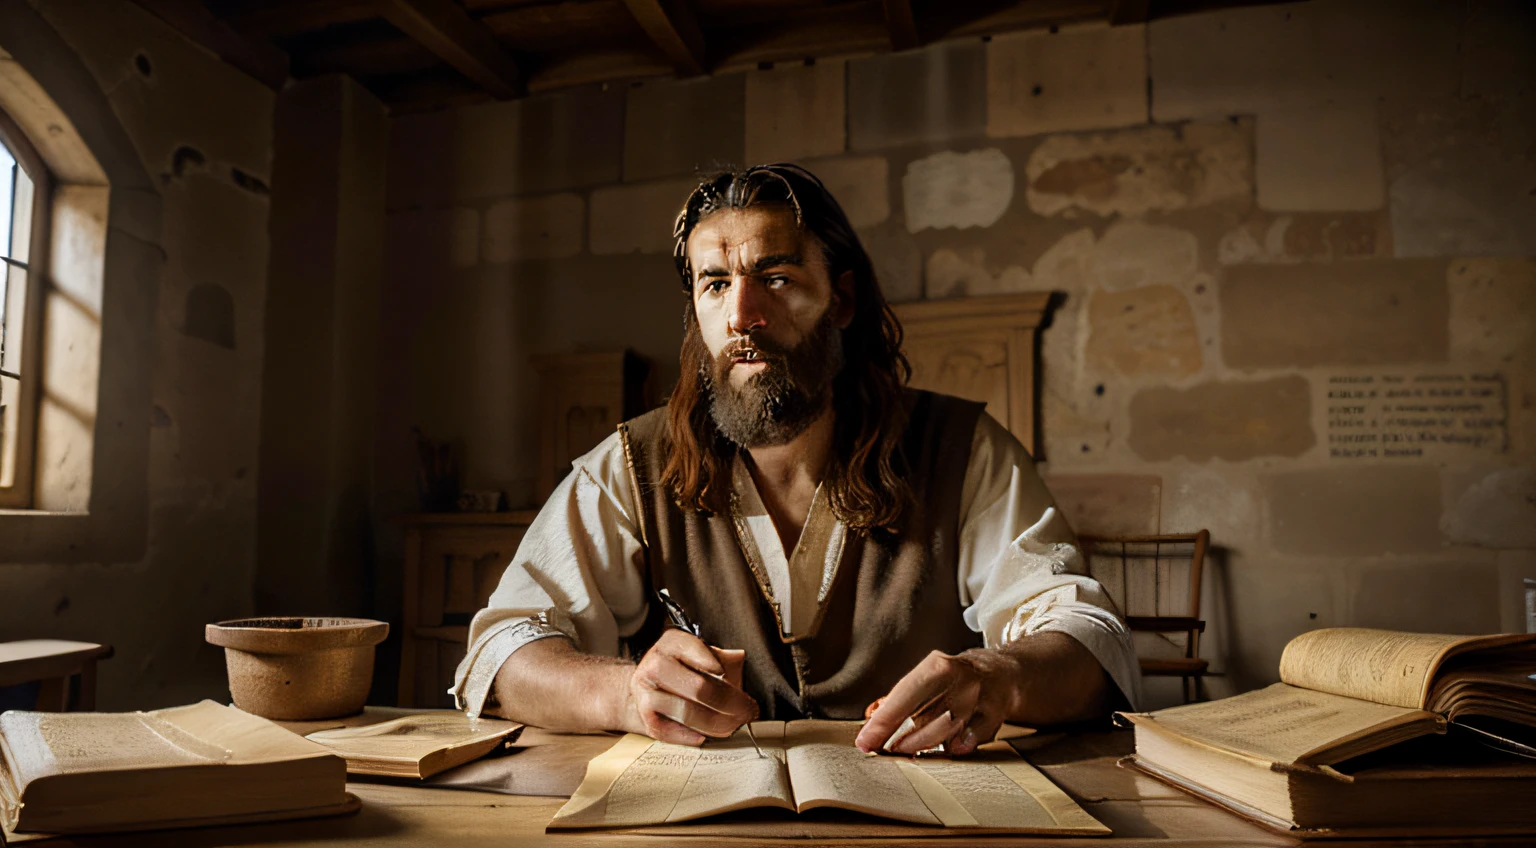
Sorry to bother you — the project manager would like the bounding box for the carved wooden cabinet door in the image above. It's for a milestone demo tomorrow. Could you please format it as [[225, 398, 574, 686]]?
[[532, 350, 654, 502], [892, 293, 1051, 456]]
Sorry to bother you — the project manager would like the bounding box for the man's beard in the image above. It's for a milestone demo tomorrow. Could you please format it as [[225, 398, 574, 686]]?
[[702, 312, 844, 449]]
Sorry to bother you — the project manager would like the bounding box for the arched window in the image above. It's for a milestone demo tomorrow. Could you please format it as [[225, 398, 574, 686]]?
[[0, 107, 46, 508]]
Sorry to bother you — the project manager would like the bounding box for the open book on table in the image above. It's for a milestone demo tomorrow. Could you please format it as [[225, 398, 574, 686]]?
[[305, 712, 522, 779], [1118, 627, 1536, 836], [0, 700, 355, 841], [549, 720, 1107, 835]]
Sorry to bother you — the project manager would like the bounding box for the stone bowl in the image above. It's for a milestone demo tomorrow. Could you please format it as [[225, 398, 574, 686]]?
[[205, 617, 389, 721]]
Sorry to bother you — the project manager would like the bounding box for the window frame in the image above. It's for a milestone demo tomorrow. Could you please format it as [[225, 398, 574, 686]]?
[[0, 105, 48, 509]]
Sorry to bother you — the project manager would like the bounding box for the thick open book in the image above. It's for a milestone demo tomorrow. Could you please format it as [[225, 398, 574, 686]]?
[[1119, 628, 1536, 836], [306, 712, 522, 778], [0, 700, 355, 839], [550, 720, 1107, 835]]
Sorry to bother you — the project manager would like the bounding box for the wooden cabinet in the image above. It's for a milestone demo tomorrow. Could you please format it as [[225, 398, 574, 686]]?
[[893, 292, 1051, 455], [396, 512, 537, 707], [533, 350, 654, 502]]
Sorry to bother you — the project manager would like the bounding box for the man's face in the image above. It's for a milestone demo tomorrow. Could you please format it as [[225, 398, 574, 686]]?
[[685, 205, 852, 447]]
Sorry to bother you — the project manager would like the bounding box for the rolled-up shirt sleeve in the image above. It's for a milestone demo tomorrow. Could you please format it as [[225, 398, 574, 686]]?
[[958, 414, 1144, 711], [450, 431, 648, 717]]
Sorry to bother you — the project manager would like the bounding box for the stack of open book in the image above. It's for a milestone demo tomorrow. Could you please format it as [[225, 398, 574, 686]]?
[[1120, 628, 1536, 837]]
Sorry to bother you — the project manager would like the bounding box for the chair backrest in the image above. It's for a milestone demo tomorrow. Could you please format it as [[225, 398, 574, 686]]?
[[1081, 531, 1208, 619]]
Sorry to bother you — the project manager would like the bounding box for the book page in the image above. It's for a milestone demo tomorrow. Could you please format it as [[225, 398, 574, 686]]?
[[1279, 628, 1489, 708], [0, 712, 219, 783], [1127, 682, 1435, 765], [549, 723, 792, 829], [783, 721, 937, 824], [784, 722, 1105, 832], [305, 713, 518, 769]]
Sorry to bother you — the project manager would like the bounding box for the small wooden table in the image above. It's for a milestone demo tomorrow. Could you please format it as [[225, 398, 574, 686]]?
[[0, 640, 113, 711], [16, 731, 1525, 847]]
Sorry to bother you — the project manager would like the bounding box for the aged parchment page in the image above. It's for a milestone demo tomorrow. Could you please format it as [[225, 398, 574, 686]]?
[[1129, 682, 1439, 765], [783, 721, 939, 825], [549, 723, 792, 828], [1279, 629, 1487, 708], [784, 721, 1107, 832]]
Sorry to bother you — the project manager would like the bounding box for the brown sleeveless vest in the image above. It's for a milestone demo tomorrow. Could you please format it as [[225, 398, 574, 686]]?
[[619, 390, 984, 720]]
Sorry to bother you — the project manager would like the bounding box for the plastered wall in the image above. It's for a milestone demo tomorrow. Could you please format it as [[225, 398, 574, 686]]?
[[1, 1, 274, 709], [381, 0, 1535, 706]]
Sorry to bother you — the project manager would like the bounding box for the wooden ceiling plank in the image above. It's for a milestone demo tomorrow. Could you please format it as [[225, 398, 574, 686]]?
[[620, 0, 708, 76], [375, 0, 526, 98], [217, 0, 374, 39], [881, 0, 921, 50], [128, 0, 290, 90]]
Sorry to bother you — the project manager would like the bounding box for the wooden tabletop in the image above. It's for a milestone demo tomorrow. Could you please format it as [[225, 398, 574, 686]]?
[[14, 731, 1530, 847]]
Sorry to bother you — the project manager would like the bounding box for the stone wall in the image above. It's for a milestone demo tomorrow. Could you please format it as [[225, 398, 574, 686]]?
[[0, 0, 274, 709], [380, 0, 1535, 705]]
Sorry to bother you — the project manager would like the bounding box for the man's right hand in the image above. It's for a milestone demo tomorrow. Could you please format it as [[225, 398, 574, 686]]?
[[625, 628, 759, 746]]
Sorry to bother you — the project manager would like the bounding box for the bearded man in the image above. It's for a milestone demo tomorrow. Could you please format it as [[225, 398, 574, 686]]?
[[452, 164, 1141, 756]]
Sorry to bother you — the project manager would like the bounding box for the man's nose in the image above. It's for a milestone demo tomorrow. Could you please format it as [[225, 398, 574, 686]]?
[[726, 278, 768, 335]]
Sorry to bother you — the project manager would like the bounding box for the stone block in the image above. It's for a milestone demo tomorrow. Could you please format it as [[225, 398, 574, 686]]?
[[589, 178, 697, 255], [1129, 376, 1315, 462], [924, 249, 1030, 299], [1449, 258, 1536, 363], [987, 23, 1148, 138], [744, 60, 845, 164], [1093, 222, 1199, 290], [1148, 0, 1459, 122], [848, 41, 986, 151], [1031, 228, 1097, 291], [39, 0, 275, 182], [1442, 467, 1536, 549], [1217, 212, 1390, 264], [1044, 474, 1161, 537], [1161, 467, 1262, 543], [903, 148, 1014, 232], [482, 193, 584, 262], [858, 224, 921, 303], [1264, 465, 1442, 556], [1025, 121, 1252, 217], [452, 86, 625, 200], [625, 75, 745, 182], [1086, 286, 1202, 378], [1221, 260, 1448, 368], [1255, 103, 1384, 211], [449, 207, 479, 268], [1347, 561, 1501, 634], [803, 155, 889, 229], [1385, 98, 1536, 258]]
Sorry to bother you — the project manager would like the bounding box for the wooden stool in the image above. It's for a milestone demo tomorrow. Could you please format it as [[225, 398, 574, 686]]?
[[0, 640, 114, 711]]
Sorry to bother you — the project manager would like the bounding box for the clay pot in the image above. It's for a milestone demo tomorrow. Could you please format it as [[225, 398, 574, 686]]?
[[205, 617, 389, 720]]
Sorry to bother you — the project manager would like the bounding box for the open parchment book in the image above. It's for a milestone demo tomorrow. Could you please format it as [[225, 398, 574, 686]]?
[[306, 713, 522, 778], [0, 700, 355, 839], [1118, 628, 1536, 835], [549, 720, 1108, 835]]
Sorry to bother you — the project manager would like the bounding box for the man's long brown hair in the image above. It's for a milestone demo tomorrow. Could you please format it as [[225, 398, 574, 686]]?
[[661, 164, 913, 534]]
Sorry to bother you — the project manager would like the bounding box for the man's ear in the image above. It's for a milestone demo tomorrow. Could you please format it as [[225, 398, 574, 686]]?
[[832, 270, 856, 328]]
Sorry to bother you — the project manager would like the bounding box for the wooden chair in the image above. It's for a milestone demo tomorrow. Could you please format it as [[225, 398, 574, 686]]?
[[1081, 531, 1210, 703], [0, 640, 114, 711]]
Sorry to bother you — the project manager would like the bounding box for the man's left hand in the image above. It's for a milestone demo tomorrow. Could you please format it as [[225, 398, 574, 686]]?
[[854, 648, 1021, 756]]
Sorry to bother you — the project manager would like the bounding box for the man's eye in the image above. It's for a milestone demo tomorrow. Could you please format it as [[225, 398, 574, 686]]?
[[703, 279, 729, 294], [767, 276, 790, 288]]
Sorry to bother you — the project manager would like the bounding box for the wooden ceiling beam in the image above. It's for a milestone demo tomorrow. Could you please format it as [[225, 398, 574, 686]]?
[[881, 0, 922, 50], [374, 0, 525, 98], [620, 0, 708, 76], [1110, 0, 1152, 24], [129, 0, 290, 90]]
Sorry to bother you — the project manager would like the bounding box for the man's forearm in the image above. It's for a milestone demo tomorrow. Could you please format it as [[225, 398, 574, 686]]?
[[483, 637, 636, 732], [992, 631, 1113, 726]]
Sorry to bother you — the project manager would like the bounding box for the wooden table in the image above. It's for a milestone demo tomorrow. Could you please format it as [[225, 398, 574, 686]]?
[[14, 732, 1528, 847]]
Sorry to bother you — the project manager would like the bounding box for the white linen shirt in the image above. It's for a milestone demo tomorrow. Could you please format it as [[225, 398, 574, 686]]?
[[451, 412, 1143, 718]]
